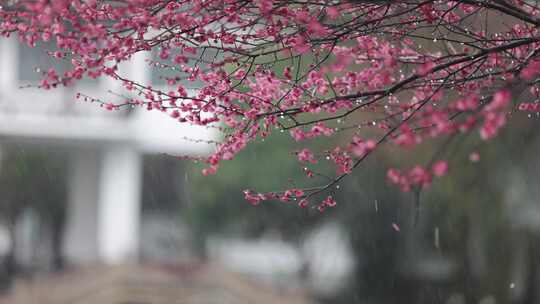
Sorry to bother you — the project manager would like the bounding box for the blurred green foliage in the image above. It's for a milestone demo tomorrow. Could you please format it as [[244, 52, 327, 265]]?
[[185, 132, 327, 244], [0, 148, 67, 222]]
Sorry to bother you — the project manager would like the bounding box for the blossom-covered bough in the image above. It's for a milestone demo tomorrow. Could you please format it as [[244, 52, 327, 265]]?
[[1, 0, 540, 210]]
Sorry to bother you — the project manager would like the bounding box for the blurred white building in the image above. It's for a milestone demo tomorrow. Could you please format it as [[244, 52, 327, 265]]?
[[0, 37, 214, 266]]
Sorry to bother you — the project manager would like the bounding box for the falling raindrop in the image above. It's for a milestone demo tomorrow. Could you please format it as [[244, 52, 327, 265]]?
[[434, 227, 440, 249]]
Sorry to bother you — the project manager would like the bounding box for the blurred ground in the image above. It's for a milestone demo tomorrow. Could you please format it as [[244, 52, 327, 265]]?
[[0, 263, 310, 304]]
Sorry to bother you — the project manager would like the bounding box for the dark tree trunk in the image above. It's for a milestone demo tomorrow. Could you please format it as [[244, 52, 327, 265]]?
[[50, 215, 65, 271], [522, 238, 538, 304]]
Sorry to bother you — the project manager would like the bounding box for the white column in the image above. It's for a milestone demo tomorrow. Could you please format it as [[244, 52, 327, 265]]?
[[0, 37, 17, 90], [125, 51, 150, 84], [97, 145, 142, 264], [63, 149, 101, 265]]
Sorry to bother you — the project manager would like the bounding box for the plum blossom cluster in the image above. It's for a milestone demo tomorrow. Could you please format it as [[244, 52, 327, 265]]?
[[244, 188, 336, 212], [518, 102, 540, 112], [2, 0, 540, 209], [387, 161, 449, 192]]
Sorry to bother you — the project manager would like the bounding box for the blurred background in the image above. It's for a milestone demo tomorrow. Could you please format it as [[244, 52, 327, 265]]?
[[0, 35, 539, 304]]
